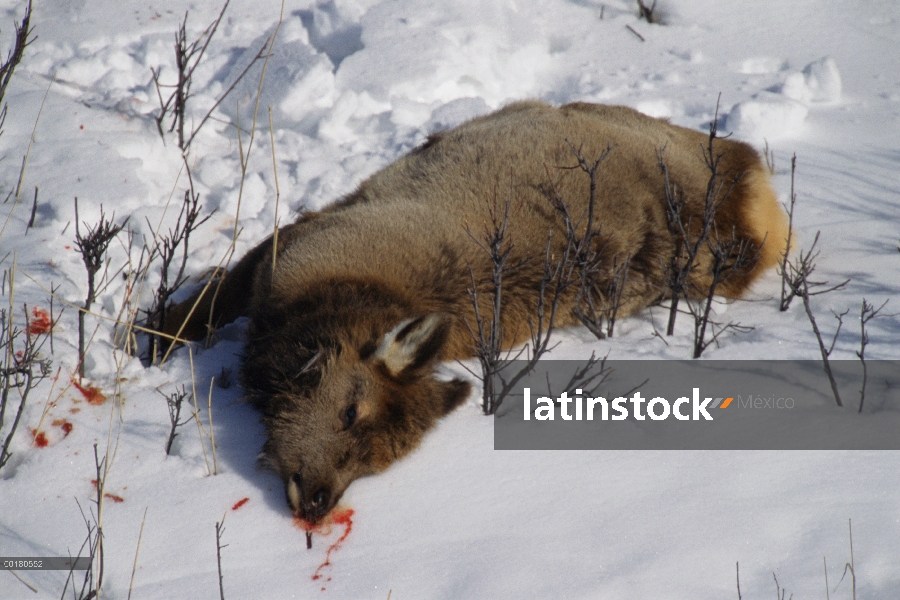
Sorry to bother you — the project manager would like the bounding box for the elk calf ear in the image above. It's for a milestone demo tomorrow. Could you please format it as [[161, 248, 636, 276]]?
[[374, 314, 451, 379]]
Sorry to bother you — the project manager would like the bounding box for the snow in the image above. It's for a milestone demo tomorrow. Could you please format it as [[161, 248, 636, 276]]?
[[1, 0, 899, 598], [781, 57, 843, 104], [726, 94, 809, 141]]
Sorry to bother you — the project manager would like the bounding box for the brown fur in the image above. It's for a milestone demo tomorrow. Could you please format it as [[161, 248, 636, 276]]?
[[164, 101, 790, 521]]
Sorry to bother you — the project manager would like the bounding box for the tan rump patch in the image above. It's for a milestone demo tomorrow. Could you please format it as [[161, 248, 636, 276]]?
[[742, 165, 792, 273]]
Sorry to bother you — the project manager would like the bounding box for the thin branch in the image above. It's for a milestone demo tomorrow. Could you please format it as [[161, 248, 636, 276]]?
[[857, 298, 888, 413]]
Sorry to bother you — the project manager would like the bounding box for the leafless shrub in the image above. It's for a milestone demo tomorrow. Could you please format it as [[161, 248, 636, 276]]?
[[152, 0, 271, 154], [780, 231, 848, 312], [660, 99, 741, 338], [856, 298, 888, 413], [0, 0, 33, 138], [465, 142, 615, 414], [162, 385, 191, 455], [689, 228, 758, 358], [0, 300, 53, 471], [553, 140, 617, 339], [0, 0, 34, 212], [73, 200, 127, 379], [463, 200, 528, 415], [779, 227, 850, 407], [802, 284, 848, 408], [144, 183, 213, 362]]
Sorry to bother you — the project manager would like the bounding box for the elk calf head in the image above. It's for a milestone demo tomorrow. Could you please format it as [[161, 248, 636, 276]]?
[[248, 313, 471, 523]]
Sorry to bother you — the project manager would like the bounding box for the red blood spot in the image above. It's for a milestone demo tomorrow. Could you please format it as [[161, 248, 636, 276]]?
[[64, 245, 71, 250], [232, 497, 250, 510], [52, 419, 74, 436], [72, 380, 106, 405], [31, 429, 49, 447], [89, 480, 125, 502], [79, 125, 84, 130], [28, 307, 52, 335], [294, 508, 354, 585]]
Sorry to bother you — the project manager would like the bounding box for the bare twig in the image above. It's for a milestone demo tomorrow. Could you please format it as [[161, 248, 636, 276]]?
[[268, 106, 281, 280], [216, 515, 228, 600], [636, 0, 658, 23], [127, 507, 149, 600], [625, 24, 645, 41], [801, 285, 847, 407], [772, 572, 793, 600], [62, 444, 107, 600], [8, 568, 38, 594], [26, 186, 38, 231], [762, 139, 775, 175], [779, 154, 798, 311], [856, 298, 888, 413], [834, 519, 857, 600]]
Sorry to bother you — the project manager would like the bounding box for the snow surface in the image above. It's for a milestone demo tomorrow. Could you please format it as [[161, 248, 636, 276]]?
[[1, 0, 899, 598]]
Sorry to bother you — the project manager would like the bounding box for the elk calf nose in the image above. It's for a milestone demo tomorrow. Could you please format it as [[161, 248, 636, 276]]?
[[312, 489, 328, 509]]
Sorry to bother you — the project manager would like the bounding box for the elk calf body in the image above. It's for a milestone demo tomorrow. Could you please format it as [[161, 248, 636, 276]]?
[[164, 101, 789, 522]]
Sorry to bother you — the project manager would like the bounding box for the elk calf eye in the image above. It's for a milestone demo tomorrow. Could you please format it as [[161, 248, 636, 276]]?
[[343, 404, 357, 430]]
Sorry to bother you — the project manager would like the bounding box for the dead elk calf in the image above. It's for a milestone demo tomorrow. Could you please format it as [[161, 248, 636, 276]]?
[[163, 101, 790, 523]]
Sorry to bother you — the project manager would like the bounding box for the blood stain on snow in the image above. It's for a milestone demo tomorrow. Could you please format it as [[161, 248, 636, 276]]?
[[52, 419, 74, 436], [72, 380, 106, 405], [232, 497, 250, 510], [28, 307, 53, 335], [293, 508, 355, 587], [31, 429, 49, 447], [89, 479, 125, 503]]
